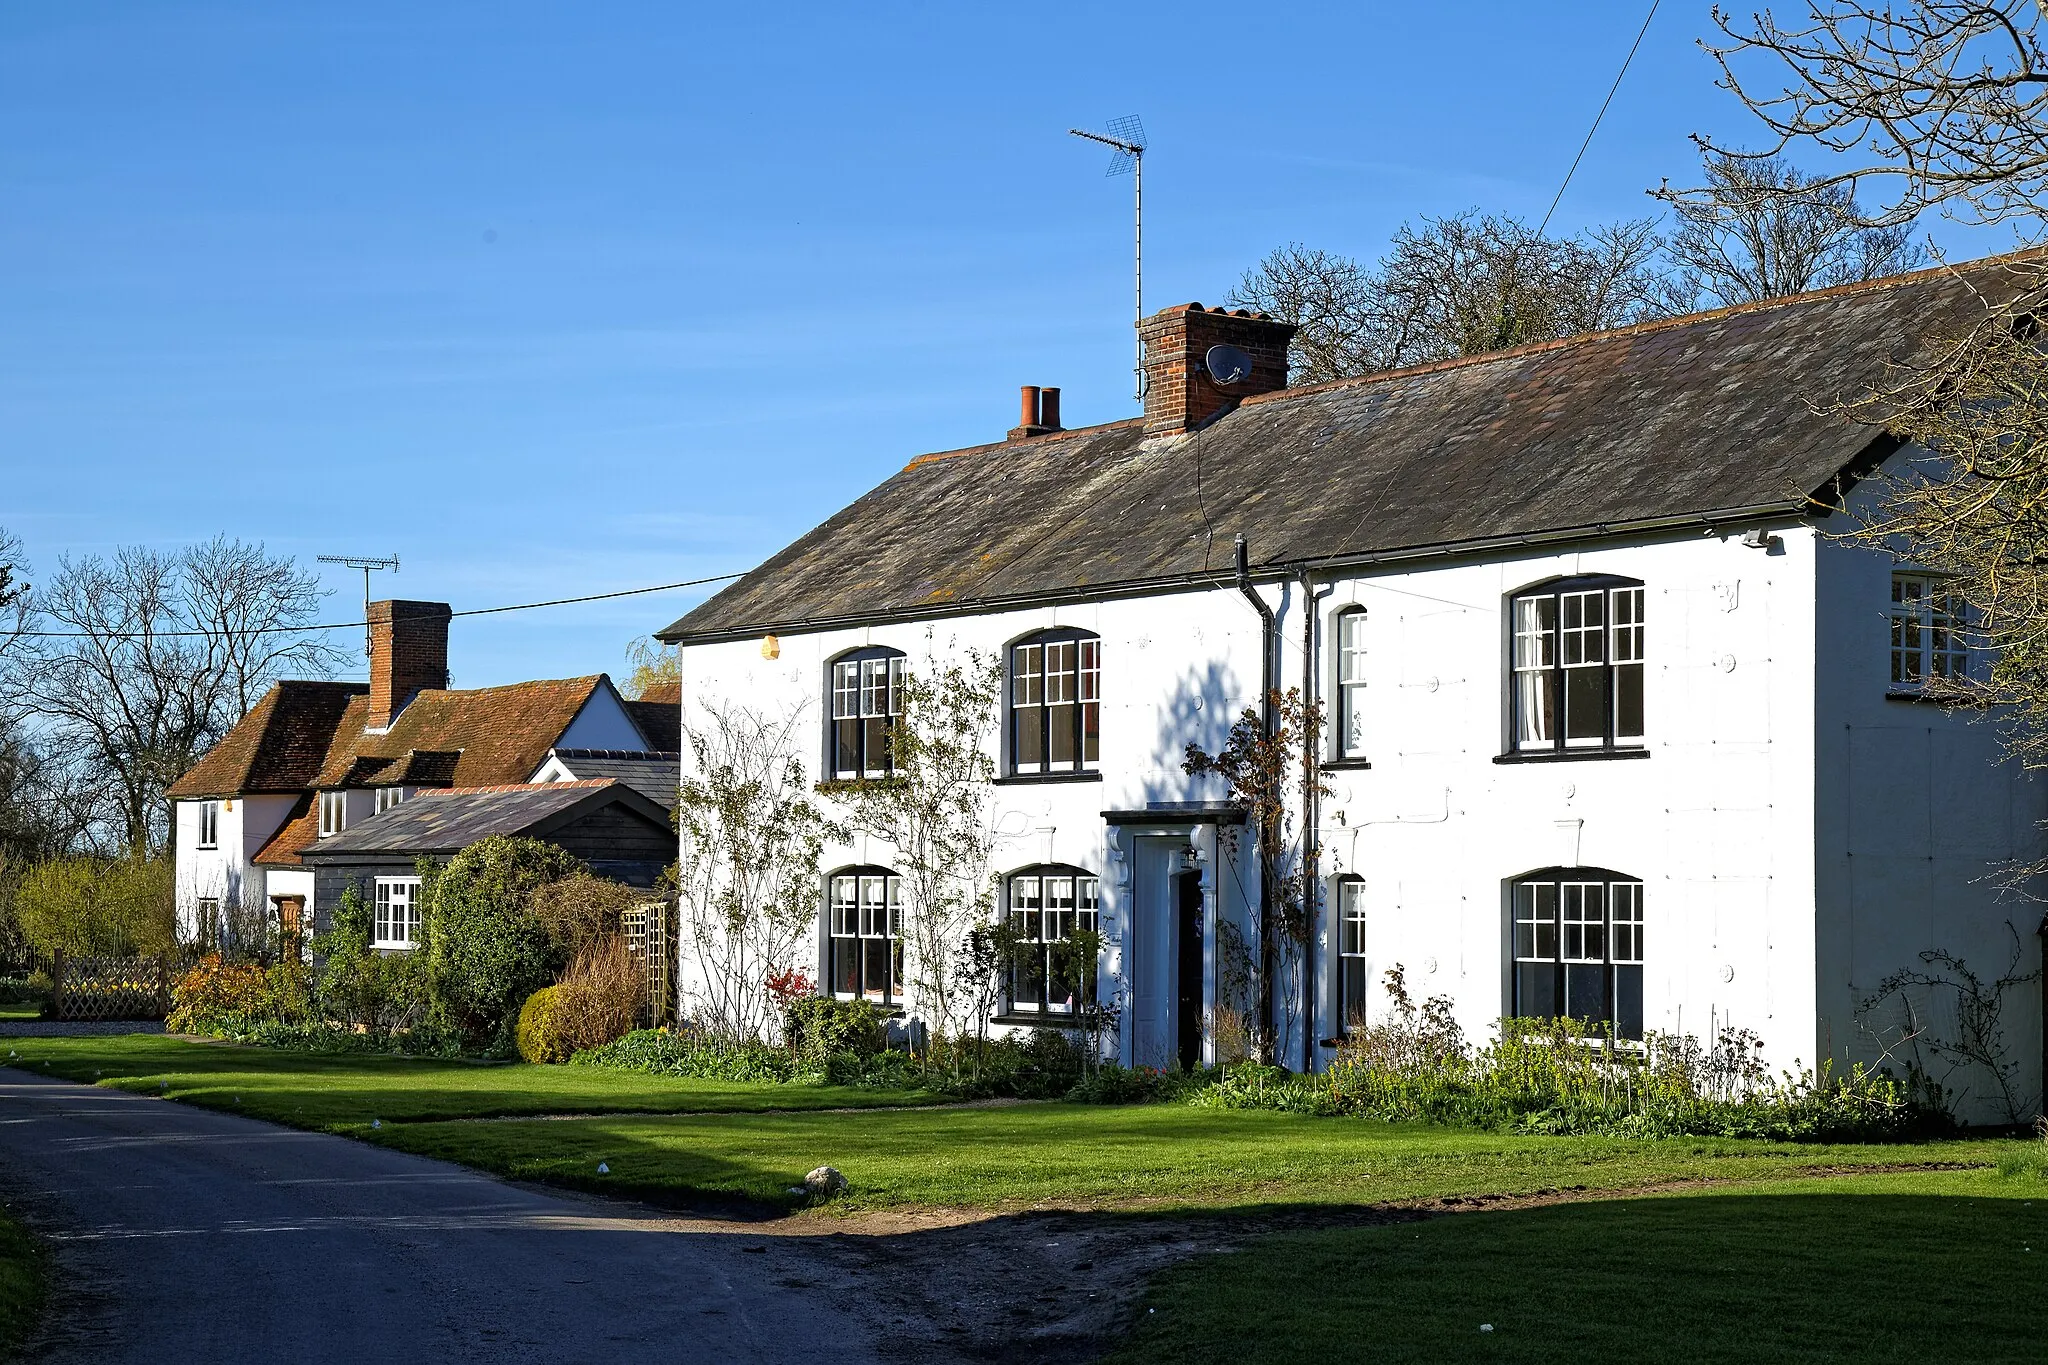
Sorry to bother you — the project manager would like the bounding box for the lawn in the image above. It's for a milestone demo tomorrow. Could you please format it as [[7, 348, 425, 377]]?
[[0, 1033, 2028, 1218], [0, 1212, 43, 1362], [1107, 1168, 2048, 1364], [0, 1032, 939, 1127]]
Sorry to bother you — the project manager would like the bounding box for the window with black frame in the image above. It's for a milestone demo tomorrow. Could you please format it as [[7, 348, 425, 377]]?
[[1509, 576, 1645, 755], [827, 648, 906, 780], [1004, 867, 1100, 1014], [1333, 609, 1369, 761], [1009, 630, 1101, 775], [1511, 868, 1644, 1040], [1336, 876, 1369, 1029], [827, 867, 904, 1004]]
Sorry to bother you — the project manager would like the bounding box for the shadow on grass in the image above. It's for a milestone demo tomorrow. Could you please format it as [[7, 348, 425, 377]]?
[[1108, 1183, 2048, 1365]]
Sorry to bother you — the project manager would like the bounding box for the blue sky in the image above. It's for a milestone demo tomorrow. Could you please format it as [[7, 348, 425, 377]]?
[[0, 3, 2014, 688]]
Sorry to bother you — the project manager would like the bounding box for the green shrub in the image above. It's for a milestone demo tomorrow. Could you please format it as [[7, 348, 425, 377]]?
[[230, 1019, 464, 1057], [1069, 1063, 1216, 1105], [421, 837, 582, 1045], [573, 1028, 807, 1082], [14, 857, 175, 958], [168, 953, 312, 1036], [313, 885, 427, 1032], [516, 986, 571, 1064], [784, 996, 886, 1063]]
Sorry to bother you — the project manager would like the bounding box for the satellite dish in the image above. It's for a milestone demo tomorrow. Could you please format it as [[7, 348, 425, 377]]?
[[1205, 344, 1253, 386]]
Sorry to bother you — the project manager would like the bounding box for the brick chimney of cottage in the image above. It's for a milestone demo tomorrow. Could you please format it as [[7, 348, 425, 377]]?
[[367, 600, 452, 731], [1138, 304, 1296, 438]]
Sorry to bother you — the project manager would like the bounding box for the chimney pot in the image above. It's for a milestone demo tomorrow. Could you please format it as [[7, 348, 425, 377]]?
[[366, 599, 451, 730], [1019, 385, 1041, 431], [1039, 387, 1062, 431]]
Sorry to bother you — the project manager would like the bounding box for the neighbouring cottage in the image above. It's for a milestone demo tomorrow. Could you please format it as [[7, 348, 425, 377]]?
[[657, 254, 2048, 1121], [168, 599, 676, 950]]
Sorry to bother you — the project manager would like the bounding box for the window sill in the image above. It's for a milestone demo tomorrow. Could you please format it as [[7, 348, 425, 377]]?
[[1493, 748, 1650, 765], [991, 1013, 1085, 1028], [815, 776, 907, 796], [1884, 690, 1985, 708], [993, 771, 1103, 786], [1323, 758, 1372, 771], [196, 845, 219, 852], [830, 996, 906, 1018]]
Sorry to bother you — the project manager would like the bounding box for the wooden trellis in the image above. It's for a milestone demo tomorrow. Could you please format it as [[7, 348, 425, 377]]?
[[621, 899, 676, 1028], [50, 952, 170, 1022]]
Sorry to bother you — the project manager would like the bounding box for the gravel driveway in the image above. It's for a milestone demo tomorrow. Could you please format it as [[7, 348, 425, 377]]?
[[0, 1068, 885, 1364]]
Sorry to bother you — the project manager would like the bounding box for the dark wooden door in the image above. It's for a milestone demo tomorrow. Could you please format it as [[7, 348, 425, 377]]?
[[1175, 870, 1203, 1070]]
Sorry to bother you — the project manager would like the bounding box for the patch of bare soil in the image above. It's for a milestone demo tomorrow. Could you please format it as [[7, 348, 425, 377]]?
[[647, 1164, 1991, 1364]]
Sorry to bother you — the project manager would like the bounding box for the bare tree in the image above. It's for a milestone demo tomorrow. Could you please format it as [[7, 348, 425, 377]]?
[[675, 700, 844, 1046], [1234, 213, 1668, 382], [1694, 2, 2048, 230], [1661, 152, 1928, 308], [14, 540, 341, 856]]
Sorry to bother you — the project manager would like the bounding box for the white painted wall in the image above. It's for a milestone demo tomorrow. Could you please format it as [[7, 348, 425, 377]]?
[[1812, 493, 2046, 1121], [174, 794, 299, 940], [673, 509, 2044, 1113], [558, 684, 649, 751]]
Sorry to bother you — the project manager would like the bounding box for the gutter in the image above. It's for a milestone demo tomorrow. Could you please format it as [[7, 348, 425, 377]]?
[[1234, 535, 1278, 1061]]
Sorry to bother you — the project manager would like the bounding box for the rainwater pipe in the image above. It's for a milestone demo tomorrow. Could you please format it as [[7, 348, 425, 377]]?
[[1299, 569, 1332, 1074], [1234, 535, 1277, 1059]]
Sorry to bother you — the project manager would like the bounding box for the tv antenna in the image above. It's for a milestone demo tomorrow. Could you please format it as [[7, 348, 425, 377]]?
[[318, 553, 400, 658], [1069, 115, 1147, 403]]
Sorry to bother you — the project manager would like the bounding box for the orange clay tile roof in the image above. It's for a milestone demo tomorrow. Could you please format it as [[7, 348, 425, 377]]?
[[168, 682, 369, 799], [207, 676, 613, 866]]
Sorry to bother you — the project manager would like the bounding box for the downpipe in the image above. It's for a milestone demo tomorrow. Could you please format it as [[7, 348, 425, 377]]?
[[1234, 535, 1278, 1062]]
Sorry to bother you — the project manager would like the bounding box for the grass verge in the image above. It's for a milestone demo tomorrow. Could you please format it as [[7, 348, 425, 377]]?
[[1105, 1169, 2048, 1364], [0, 1212, 44, 1361], [0, 1032, 939, 1127]]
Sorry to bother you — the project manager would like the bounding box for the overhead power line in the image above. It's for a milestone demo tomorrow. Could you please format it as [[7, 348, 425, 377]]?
[[1538, 0, 1662, 236], [2, 571, 745, 640]]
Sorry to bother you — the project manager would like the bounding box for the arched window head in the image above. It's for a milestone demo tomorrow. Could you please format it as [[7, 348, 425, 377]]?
[[1004, 866, 1101, 1014], [1509, 576, 1645, 755], [827, 647, 906, 780], [1009, 629, 1101, 776], [826, 866, 903, 1004], [1510, 867, 1644, 1041], [1332, 608, 1368, 761]]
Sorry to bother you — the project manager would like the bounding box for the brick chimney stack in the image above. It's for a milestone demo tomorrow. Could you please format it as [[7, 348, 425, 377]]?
[[367, 599, 451, 731], [1138, 304, 1295, 438]]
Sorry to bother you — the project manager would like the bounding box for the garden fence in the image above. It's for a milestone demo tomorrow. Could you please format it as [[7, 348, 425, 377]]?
[[622, 899, 677, 1029], [49, 951, 171, 1021]]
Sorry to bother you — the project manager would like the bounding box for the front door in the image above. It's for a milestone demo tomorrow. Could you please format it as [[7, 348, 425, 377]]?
[[1175, 870, 1204, 1070]]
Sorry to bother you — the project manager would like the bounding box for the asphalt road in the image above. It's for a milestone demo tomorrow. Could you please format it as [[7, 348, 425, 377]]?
[[0, 1068, 886, 1364]]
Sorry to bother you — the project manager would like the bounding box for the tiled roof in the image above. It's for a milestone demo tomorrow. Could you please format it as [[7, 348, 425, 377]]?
[[168, 682, 368, 799], [252, 793, 317, 867], [659, 252, 2044, 644], [309, 676, 607, 791], [297, 780, 669, 859], [547, 750, 681, 808], [624, 697, 681, 751]]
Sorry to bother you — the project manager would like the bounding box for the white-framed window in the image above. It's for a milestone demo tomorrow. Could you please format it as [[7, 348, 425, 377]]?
[[827, 868, 903, 1004], [1511, 868, 1644, 1040], [317, 790, 347, 838], [1890, 573, 1970, 690], [1337, 877, 1369, 1029], [1510, 578, 1645, 753], [1009, 631, 1102, 775], [1334, 609, 1369, 760], [1005, 868, 1101, 1014], [828, 649, 907, 780], [374, 786, 406, 814], [373, 877, 422, 949], [196, 801, 220, 850]]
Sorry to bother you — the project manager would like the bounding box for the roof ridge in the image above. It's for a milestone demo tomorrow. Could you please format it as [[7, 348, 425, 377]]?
[[419, 778, 617, 796], [1239, 244, 2048, 407], [901, 417, 1147, 472]]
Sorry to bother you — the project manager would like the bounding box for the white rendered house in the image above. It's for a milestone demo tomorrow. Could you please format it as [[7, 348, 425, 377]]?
[[656, 262, 2048, 1120]]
